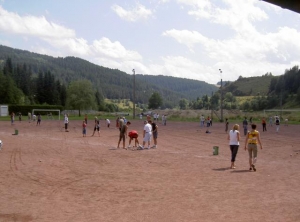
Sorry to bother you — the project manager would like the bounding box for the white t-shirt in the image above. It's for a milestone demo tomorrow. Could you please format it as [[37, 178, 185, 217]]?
[[144, 123, 152, 133], [229, 130, 239, 145]]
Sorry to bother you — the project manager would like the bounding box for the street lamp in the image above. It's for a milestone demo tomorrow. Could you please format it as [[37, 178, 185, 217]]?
[[219, 69, 224, 122], [132, 69, 136, 119]]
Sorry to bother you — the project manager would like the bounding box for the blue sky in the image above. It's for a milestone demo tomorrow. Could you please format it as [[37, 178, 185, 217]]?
[[1, 0, 300, 84]]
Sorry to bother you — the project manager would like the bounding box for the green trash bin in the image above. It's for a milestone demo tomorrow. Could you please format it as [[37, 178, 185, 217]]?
[[213, 146, 219, 155], [14, 129, 19, 135]]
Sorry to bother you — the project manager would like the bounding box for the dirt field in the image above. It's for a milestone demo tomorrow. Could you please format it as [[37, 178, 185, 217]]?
[[0, 118, 300, 222]]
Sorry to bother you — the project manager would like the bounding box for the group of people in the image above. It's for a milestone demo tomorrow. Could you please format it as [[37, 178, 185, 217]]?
[[200, 115, 212, 127], [117, 116, 158, 150], [241, 115, 281, 135]]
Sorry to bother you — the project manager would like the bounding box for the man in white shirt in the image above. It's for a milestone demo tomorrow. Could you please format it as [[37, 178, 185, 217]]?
[[139, 120, 152, 150]]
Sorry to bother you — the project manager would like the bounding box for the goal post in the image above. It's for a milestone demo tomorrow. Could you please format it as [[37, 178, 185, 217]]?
[[32, 109, 61, 120]]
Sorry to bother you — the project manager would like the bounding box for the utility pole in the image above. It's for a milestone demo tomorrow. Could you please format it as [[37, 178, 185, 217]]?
[[219, 69, 224, 122], [132, 69, 136, 119]]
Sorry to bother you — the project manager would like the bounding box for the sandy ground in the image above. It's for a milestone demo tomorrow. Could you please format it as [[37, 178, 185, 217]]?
[[0, 118, 300, 222]]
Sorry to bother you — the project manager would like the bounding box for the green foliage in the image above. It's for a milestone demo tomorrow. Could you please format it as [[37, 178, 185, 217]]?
[[148, 92, 163, 109], [66, 80, 96, 116], [179, 99, 188, 110], [0, 68, 24, 104]]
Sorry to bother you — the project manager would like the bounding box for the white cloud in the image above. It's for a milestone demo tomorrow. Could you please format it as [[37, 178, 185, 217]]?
[[0, 6, 75, 39], [92, 38, 142, 61], [111, 3, 153, 22]]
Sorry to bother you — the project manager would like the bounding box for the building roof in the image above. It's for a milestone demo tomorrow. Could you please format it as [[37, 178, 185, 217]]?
[[262, 0, 300, 14]]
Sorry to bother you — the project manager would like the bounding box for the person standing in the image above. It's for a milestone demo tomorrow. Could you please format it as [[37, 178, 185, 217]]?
[[225, 118, 229, 133], [244, 124, 262, 172], [82, 120, 87, 137], [269, 116, 273, 126], [28, 112, 31, 123], [37, 113, 41, 126], [151, 121, 158, 148], [84, 114, 88, 124], [242, 117, 248, 136], [262, 117, 267, 132], [10, 112, 15, 125], [275, 116, 280, 133], [64, 114, 69, 132], [118, 117, 124, 131], [206, 116, 210, 127], [227, 124, 240, 169], [92, 117, 100, 136], [117, 121, 131, 149], [200, 115, 205, 127], [106, 119, 110, 128], [139, 120, 153, 150]]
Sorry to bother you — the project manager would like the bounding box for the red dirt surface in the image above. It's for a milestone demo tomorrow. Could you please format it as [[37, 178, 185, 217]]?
[[0, 119, 300, 222]]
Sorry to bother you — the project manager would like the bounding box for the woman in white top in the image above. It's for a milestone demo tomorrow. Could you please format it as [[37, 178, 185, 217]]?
[[227, 124, 240, 169]]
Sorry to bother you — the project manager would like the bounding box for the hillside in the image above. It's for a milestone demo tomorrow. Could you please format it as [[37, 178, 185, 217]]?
[[136, 74, 217, 100], [0, 45, 218, 107], [223, 74, 275, 96]]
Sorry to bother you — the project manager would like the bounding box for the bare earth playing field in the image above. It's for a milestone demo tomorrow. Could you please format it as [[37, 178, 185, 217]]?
[[0, 118, 300, 222]]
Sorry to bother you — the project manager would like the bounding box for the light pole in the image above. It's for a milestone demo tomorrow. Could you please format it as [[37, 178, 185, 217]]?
[[132, 69, 136, 119], [219, 69, 224, 122]]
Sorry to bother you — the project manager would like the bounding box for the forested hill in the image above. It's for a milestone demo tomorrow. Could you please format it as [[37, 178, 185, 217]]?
[[136, 74, 218, 100], [0, 45, 217, 106]]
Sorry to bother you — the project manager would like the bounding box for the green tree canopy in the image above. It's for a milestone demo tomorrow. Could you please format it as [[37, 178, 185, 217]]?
[[148, 92, 163, 109], [66, 80, 96, 116]]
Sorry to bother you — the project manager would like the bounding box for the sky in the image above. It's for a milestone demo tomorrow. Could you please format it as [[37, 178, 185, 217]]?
[[0, 0, 300, 84]]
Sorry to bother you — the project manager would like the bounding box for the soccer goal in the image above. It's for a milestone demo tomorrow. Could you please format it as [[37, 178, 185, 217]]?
[[32, 109, 61, 120]]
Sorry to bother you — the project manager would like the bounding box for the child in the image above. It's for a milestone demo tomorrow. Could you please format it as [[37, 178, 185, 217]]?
[[82, 120, 87, 137], [128, 130, 140, 149]]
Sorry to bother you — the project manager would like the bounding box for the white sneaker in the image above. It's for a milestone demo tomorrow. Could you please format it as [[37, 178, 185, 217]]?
[[151, 145, 156, 148], [127, 145, 131, 148], [138, 145, 144, 150]]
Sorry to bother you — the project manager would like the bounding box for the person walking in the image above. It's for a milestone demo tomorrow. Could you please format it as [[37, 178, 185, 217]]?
[[228, 124, 240, 169], [242, 117, 248, 136], [244, 124, 263, 172], [91, 117, 100, 136], [117, 121, 131, 149]]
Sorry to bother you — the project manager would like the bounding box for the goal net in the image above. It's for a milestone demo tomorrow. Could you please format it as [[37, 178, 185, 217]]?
[[32, 109, 61, 120]]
